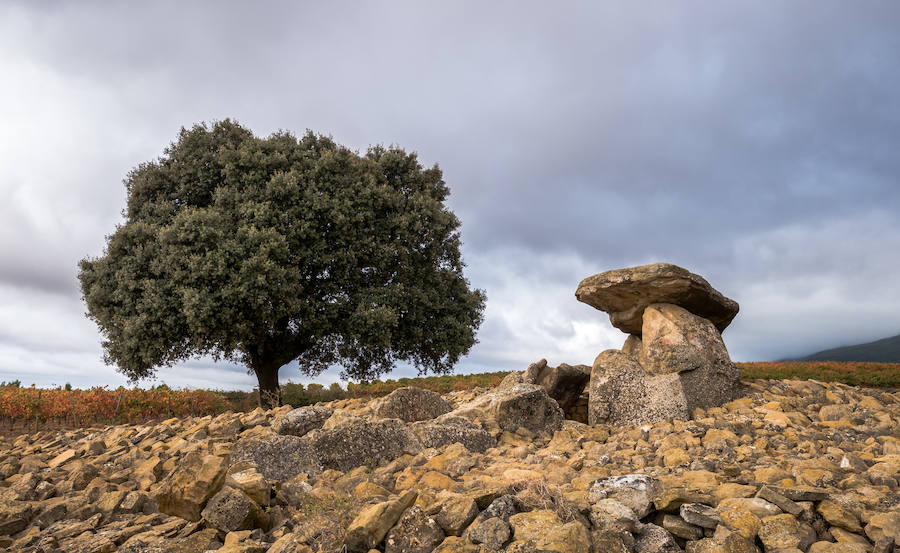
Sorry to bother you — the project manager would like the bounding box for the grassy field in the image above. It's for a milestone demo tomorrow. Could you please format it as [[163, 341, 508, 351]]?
[[1, 362, 896, 430], [737, 361, 900, 388]]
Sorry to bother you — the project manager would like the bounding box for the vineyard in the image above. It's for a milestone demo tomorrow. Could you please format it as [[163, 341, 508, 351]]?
[[1, 362, 896, 431], [0, 386, 228, 431], [737, 361, 900, 387]]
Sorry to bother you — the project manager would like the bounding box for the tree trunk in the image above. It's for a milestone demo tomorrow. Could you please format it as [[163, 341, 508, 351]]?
[[253, 364, 282, 410]]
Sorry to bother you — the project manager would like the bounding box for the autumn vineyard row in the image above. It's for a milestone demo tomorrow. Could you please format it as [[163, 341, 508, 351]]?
[[0, 362, 896, 429]]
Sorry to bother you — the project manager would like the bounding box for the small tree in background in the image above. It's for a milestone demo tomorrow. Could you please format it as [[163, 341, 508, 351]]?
[[79, 120, 486, 408]]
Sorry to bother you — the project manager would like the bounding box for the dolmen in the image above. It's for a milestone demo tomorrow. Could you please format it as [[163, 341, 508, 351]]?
[[575, 263, 743, 426]]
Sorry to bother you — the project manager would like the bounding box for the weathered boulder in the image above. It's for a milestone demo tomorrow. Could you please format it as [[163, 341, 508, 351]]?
[[273, 406, 333, 437], [452, 382, 564, 435], [507, 509, 592, 553], [154, 451, 228, 522], [588, 350, 689, 426], [526, 359, 592, 415], [230, 435, 321, 481], [344, 490, 418, 553], [384, 505, 446, 553], [371, 387, 453, 422], [411, 415, 495, 453], [588, 304, 742, 425], [641, 303, 742, 409], [590, 475, 661, 519], [575, 263, 739, 335], [201, 486, 268, 532], [635, 523, 683, 553], [639, 303, 733, 375], [307, 418, 422, 472]]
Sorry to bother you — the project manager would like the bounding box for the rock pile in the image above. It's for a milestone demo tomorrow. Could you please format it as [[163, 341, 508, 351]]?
[[0, 377, 897, 553], [576, 263, 744, 426]]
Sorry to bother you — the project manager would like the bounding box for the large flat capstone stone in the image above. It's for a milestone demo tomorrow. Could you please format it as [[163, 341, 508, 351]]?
[[575, 263, 739, 335]]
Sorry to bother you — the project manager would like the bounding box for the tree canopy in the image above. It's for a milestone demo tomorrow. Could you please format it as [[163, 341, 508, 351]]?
[[79, 120, 486, 407]]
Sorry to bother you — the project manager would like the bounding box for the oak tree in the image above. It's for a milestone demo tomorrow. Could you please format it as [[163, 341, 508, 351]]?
[[79, 120, 486, 408]]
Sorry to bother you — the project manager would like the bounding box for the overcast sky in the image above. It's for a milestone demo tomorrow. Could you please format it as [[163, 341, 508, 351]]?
[[2, 1, 899, 390]]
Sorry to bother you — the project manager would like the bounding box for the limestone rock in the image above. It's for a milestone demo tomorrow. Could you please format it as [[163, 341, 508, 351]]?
[[639, 303, 733, 376], [411, 416, 495, 453], [526, 359, 591, 415], [467, 517, 511, 549], [230, 435, 321, 481], [507, 509, 591, 553], [345, 490, 418, 553], [590, 474, 660, 519], [154, 451, 228, 522], [757, 514, 802, 551], [201, 486, 268, 532], [308, 418, 422, 472], [575, 263, 739, 335], [372, 387, 454, 422], [384, 505, 446, 553], [865, 511, 900, 543], [635, 523, 682, 553], [452, 383, 563, 435], [273, 406, 333, 437], [588, 350, 689, 426]]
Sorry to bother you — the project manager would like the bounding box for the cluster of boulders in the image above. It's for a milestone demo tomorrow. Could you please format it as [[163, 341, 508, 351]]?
[[575, 263, 744, 426], [0, 375, 898, 553]]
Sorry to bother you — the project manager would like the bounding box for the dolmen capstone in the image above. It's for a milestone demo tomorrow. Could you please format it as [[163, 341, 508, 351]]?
[[575, 262, 743, 426]]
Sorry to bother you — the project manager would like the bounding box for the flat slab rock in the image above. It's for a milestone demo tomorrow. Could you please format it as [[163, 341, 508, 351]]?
[[575, 263, 739, 335]]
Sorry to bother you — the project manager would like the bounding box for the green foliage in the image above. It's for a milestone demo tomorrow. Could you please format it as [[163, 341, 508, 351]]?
[[0, 380, 21, 388], [79, 120, 485, 394]]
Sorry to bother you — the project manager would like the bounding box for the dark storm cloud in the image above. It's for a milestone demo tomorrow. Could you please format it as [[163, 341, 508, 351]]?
[[1, 1, 899, 387]]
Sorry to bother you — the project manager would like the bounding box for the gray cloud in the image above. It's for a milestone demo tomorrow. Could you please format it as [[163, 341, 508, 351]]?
[[1, 1, 899, 388]]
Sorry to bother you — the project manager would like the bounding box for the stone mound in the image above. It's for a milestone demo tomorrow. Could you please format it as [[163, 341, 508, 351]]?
[[577, 263, 744, 425], [370, 386, 453, 422]]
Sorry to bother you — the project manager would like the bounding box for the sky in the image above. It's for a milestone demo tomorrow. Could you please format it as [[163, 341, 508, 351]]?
[[1, 1, 899, 390]]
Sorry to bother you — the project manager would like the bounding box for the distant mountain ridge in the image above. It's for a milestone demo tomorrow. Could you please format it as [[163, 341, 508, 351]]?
[[794, 333, 900, 362]]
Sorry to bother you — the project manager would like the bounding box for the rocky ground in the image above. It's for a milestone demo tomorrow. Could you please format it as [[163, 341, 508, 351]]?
[[0, 376, 898, 553]]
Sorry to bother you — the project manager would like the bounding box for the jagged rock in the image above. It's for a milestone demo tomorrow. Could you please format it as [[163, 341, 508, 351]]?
[[307, 418, 422, 472], [372, 387, 454, 422], [154, 451, 228, 522], [0, 502, 33, 536], [225, 466, 270, 507], [590, 498, 643, 533], [680, 503, 720, 529], [525, 359, 592, 416], [865, 511, 900, 543], [635, 523, 683, 553], [273, 406, 333, 437], [230, 435, 321, 481], [201, 486, 268, 532], [345, 490, 418, 553], [575, 263, 739, 335], [453, 382, 564, 434], [384, 505, 446, 553], [662, 514, 703, 540], [467, 517, 511, 549]]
